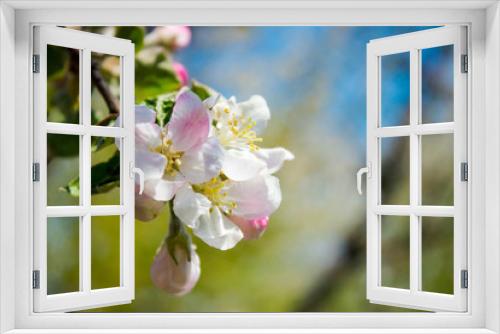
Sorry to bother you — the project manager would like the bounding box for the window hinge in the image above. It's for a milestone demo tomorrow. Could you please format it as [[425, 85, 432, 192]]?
[[461, 269, 468, 289], [32, 163, 40, 182], [461, 54, 468, 73], [32, 54, 40, 73], [461, 162, 468, 182], [32, 270, 40, 289]]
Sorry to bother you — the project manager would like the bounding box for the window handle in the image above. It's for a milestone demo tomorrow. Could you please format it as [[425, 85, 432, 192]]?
[[130, 162, 145, 195], [357, 163, 371, 195]]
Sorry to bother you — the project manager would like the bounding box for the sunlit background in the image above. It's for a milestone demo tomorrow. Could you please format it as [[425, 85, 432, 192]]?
[[46, 26, 454, 312]]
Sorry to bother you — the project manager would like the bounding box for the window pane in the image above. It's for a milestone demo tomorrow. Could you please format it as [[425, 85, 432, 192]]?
[[381, 137, 410, 205], [91, 215, 121, 289], [381, 215, 410, 289], [421, 217, 454, 294], [91, 52, 121, 126], [47, 217, 80, 294], [421, 45, 454, 124], [381, 52, 410, 127], [47, 134, 80, 206], [91, 136, 121, 206], [421, 134, 454, 206], [46, 45, 80, 124]]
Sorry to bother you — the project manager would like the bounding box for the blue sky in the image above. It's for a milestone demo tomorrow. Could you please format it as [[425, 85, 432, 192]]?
[[177, 26, 435, 159]]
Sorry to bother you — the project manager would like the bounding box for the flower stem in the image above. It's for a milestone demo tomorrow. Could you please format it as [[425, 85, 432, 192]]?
[[166, 201, 192, 264]]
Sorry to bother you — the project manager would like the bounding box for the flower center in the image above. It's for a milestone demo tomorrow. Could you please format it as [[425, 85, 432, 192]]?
[[154, 132, 184, 177], [192, 177, 237, 215], [215, 107, 263, 151]]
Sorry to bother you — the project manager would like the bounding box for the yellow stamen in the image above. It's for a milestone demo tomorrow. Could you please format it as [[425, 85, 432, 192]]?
[[192, 177, 237, 215]]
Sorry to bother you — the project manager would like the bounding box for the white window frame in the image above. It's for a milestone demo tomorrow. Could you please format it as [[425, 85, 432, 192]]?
[[0, 1, 499, 333], [366, 26, 468, 312], [32, 26, 136, 312]]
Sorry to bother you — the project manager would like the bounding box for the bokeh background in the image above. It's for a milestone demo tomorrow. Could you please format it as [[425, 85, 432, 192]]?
[[46, 26, 455, 312]]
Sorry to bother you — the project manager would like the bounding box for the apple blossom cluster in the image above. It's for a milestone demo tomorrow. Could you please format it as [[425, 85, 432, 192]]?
[[132, 26, 293, 296]]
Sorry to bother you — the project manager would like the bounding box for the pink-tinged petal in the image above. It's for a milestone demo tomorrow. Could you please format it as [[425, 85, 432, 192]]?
[[229, 215, 269, 240], [192, 207, 243, 250], [135, 188, 166, 222], [254, 147, 294, 174], [135, 149, 167, 181], [180, 137, 224, 184], [170, 26, 192, 49], [172, 62, 189, 86], [135, 123, 162, 150], [150, 243, 200, 296], [226, 175, 282, 220], [146, 26, 191, 49], [169, 90, 210, 152], [143, 177, 185, 202], [173, 185, 211, 228], [222, 149, 266, 181]]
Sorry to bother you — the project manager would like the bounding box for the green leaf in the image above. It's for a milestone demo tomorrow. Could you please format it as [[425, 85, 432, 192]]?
[[156, 93, 176, 127], [135, 59, 181, 103], [62, 177, 80, 198], [47, 44, 69, 78], [63, 152, 121, 197], [191, 80, 212, 101], [90, 152, 121, 194], [48, 133, 79, 157], [115, 27, 145, 53]]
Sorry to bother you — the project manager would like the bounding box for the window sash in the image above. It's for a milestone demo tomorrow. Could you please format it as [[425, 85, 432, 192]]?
[[32, 26, 135, 313], [366, 26, 468, 312]]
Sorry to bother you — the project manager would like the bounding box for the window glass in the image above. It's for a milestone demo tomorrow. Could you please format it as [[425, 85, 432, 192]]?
[[381, 215, 410, 289], [421, 45, 454, 124], [46, 45, 80, 124], [47, 217, 80, 294], [381, 52, 410, 127]]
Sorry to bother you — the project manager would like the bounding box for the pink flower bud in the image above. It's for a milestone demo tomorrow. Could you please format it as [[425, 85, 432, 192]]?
[[229, 216, 269, 240], [150, 243, 201, 296], [172, 62, 189, 86], [146, 26, 191, 49], [135, 185, 166, 222]]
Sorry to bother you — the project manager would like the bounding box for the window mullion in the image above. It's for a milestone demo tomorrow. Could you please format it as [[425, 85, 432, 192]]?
[[81, 48, 91, 293], [409, 48, 421, 293]]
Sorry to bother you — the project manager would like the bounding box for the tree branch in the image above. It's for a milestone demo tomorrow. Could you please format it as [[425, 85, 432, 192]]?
[[293, 114, 409, 312], [69, 49, 120, 125]]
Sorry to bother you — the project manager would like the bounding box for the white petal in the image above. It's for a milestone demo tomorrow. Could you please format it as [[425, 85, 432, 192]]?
[[222, 149, 266, 181], [254, 147, 294, 174], [135, 105, 157, 124], [226, 175, 282, 220], [135, 123, 162, 150], [173, 185, 212, 228], [193, 207, 243, 250], [180, 137, 224, 184], [203, 94, 221, 110], [135, 150, 167, 181], [237, 95, 270, 134], [144, 176, 185, 201]]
